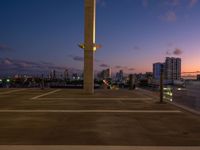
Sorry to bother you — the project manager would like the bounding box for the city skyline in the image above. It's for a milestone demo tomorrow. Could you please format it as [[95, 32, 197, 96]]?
[[0, 0, 200, 76]]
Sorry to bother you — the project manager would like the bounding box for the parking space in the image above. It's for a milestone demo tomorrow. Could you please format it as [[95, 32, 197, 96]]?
[[0, 88, 199, 147]]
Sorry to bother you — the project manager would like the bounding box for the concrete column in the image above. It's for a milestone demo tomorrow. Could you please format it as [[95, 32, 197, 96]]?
[[84, 0, 96, 94]]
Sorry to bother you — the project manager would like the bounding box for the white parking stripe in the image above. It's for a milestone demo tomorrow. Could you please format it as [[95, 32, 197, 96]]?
[[35, 97, 152, 101], [31, 89, 61, 100], [0, 146, 199, 150], [0, 110, 182, 113], [0, 89, 26, 95]]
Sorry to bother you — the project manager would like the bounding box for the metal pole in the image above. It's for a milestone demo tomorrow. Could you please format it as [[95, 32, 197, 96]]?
[[160, 66, 164, 103]]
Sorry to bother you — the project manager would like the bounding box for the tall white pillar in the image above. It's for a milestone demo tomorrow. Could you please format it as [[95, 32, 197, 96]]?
[[84, 0, 96, 94]]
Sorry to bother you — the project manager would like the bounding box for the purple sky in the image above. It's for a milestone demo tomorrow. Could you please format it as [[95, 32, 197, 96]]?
[[0, 0, 200, 76]]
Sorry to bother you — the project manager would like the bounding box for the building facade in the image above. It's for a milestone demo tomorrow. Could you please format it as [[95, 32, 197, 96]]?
[[98, 68, 111, 80], [116, 70, 124, 82], [197, 74, 200, 80], [64, 69, 69, 80], [164, 57, 181, 81], [153, 63, 163, 79]]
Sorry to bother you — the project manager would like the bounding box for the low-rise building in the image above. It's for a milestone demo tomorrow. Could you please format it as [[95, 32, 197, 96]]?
[[197, 74, 200, 80]]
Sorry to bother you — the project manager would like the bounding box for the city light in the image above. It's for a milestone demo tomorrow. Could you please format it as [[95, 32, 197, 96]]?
[[177, 88, 182, 91], [164, 96, 173, 102], [6, 79, 10, 83], [0, 79, 2, 82], [78, 43, 101, 51]]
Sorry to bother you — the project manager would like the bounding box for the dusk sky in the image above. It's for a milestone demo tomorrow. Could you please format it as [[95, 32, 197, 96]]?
[[0, 0, 200, 76]]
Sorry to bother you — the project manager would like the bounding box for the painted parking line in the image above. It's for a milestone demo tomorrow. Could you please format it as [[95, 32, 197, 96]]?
[[31, 89, 62, 100], [136, 88, 160, 100], [0, 110, 182, 113], [35, 97, 153, 101], [0, 89, 27, 95], [0, 146, 199, 150]]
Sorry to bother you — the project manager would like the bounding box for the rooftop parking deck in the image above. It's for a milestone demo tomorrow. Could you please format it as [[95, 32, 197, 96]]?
[[0, 88, 200, 149]]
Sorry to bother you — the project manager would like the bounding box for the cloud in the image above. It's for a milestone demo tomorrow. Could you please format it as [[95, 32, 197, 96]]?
[[115, 65, 127, 69], [99, 63, 109, 68], [0, 58, 72, 73], [166, 48, 183, 56], [166, 0, 180, 6], [114, 65, 135, 73], [160, 0, 197, 22], [189, 0, 198, 7], [142, 0, 148, 7], [161, 11, 177, 22], [73, 56, 84, 62], [68, 55, 84, 62], [68, 55, 101, 63], [0, 44, 12, 51], [128, 68, 135, 71], [165, 0, 198, 8], [182, 71, 200, 74], [115, 65, 134, 70], [173, 48, 183, 55], [133, 46, 141, 51]]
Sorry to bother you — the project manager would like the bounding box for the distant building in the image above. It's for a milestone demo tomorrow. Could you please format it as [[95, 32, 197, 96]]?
[[107, 68, 112, 78], [136, 73, 146, 80], [197, 74, 200, 81], [153, 57, 181, 84], [146, 72, 153, 84], [153, 63, 163, 79], [164, 57, 181, 81], [146, 72, 153, 78], [116, 70, 123, 82], [64, 69, 69, 80], [50, 70, 56, 79], [53, 70, 56, 79], [98, 68, 111, 80], [72, 73, 79, 80]]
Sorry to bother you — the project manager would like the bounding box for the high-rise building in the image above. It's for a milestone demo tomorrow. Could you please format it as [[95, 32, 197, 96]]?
[[164, 57, 181, 81], [98, 68, 111, 79], [64, 69, 69, 80], [53, 70, 56, 79], [116, 70, 123, 81], [197, 74, 200, 81], [119, 70, 123, 80], [153, 63, 163, 79], [107, 68, 112, 78], [49, 70, 56, 79]]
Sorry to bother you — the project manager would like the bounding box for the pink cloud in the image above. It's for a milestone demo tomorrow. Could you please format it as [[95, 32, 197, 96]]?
[[173, 48, 183, 55], [0, 44, 12, 51], [189, 0, 198, 7], [166, 48, 183, 56]]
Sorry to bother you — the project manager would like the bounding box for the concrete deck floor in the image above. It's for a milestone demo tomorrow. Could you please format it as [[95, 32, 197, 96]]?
[[0, 88, 200, 149]]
